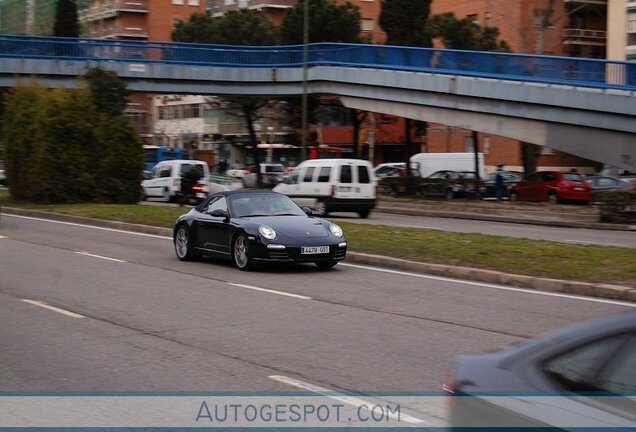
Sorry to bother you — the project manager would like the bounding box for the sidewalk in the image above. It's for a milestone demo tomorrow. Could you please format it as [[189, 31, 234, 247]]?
[[2, 206, 634, 304], [375, 198, 636, 231]]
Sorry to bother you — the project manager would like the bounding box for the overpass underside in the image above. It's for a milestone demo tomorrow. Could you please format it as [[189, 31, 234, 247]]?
[[0, 59, 634, 170]]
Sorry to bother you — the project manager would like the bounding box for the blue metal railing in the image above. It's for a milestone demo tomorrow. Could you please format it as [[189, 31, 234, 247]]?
[[0, 34, 634, 91]]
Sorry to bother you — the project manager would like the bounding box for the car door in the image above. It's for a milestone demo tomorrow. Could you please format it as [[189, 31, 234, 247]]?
[[518, 173, 541, 201], [536, 172, 556, 201], [147, 165, 172, 197], [194, 196, 231, 256]]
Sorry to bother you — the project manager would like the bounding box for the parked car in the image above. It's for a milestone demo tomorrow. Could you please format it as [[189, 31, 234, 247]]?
[[273, 158, 376, 218], [586, 175, 636, 201], [483, 171, 523, 198], [445, 312, 636, 428], [141, 160, 226, 203], [420, 170, 484, 199], [242, 163, 285, 188], [373, 162, 419, 178], [173, 190, 347, 270], [0, 161, 6, 186], [508, 171, 592, 204], [226, 163, 248, 179]]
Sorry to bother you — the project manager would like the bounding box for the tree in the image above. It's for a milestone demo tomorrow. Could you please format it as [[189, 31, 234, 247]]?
[[379, 0, 432, 47], [54, 0, 79, 38], [83, 67, 130, 116], [172, 10, 277, 46], [428, 12, 510, 51], [172, 10, 279, 186], [379, 0, 432, 185], [279, 0, 362, 44]]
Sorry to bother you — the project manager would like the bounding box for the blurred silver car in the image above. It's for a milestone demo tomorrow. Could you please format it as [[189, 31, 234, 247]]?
[[586, 175, 635, 201], [445, 313, 636, 428]]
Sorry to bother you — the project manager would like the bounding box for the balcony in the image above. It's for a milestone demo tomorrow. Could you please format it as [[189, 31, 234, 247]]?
[[563, 0, 607, 5], [218, 0, 296, 12], [85, 23, 148, 39], [80, 0, 148, 23], [563, 28, 607, 46]]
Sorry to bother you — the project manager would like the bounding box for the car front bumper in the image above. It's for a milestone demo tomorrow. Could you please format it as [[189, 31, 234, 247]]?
[[249, 239, 347, 263]]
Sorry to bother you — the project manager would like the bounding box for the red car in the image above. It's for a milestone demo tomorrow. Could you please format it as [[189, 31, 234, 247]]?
[[509, 171, 592, 204]]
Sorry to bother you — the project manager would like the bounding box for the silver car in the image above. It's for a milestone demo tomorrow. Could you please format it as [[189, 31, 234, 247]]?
[[446, 313, 636, 428]]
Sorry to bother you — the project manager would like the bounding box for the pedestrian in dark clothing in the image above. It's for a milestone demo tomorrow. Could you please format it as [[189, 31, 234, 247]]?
[[495, 163, 505, 202]]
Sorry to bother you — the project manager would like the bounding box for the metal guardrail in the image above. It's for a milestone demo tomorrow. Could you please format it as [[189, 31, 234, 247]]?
[[0, 34, 634, 90]]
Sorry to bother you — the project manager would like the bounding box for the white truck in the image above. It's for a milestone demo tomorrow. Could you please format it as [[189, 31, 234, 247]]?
[[410, 152, 486, 178]]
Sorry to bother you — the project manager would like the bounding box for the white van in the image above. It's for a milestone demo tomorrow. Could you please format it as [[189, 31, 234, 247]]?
[[410, 152, 486, 178], [141, 160, 223, 203], [273, 158, 376, 218]]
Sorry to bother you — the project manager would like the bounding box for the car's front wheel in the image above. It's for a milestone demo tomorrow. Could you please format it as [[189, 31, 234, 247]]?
[[233, 233, 253, 271], [509, 191, 518, 202], [174, 225, 198, 261], [358, 209, 370, 219], [316, 260, 338, 270], [547, 191, 559, 204]]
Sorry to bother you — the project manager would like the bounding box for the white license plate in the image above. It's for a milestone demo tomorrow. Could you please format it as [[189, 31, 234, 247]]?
[[339, 186, 352, 192], [301, 246, 329, 254], [574, 187, 585, 191]]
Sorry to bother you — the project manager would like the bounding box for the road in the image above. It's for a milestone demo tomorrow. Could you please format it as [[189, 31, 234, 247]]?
[[139, 200, 636, 248], [330, 211, 636, 249], [1, 215, 634, 423]]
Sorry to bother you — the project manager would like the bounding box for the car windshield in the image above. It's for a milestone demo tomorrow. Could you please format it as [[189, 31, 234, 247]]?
[[229, 193, 306, 218]]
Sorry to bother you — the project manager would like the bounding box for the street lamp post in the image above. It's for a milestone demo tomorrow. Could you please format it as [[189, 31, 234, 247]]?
[[300, 0, 310, 161]]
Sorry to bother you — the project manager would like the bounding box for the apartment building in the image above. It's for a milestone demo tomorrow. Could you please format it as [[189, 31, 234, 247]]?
[[0, 0, 88, 35]]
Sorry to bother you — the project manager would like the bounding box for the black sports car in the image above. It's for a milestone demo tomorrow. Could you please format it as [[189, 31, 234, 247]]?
[[173, 190, 347, 270]]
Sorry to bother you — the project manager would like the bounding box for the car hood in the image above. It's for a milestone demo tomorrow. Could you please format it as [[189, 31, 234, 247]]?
[[240, 216, 331, 238]]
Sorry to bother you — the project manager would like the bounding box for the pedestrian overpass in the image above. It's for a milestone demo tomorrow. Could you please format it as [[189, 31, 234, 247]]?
[[0, 35, 634, 171]]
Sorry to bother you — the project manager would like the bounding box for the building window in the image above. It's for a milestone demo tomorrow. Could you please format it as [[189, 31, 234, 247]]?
[[482, 136, 490, 155], [172, 18, 181, 29], [184, 104, 201, 118], [188, 0, 200, 4], [484, 11, 491, 27], [361, 19, 374, 32], [467, 14, 478, 25], [172, 0, 184, 4]]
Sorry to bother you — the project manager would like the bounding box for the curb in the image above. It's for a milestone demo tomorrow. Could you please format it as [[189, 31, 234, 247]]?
[[2, 206, 634, 303], [375, 206, 636, 231]]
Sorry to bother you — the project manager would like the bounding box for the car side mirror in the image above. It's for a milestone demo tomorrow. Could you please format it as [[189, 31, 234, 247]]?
[[142, 170, 153, 180], [302, 207, 313, 216], [209, 209, 228, 220]]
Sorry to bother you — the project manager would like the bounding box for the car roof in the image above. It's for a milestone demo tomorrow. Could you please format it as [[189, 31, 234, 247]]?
[[210, 189, 282, 198]]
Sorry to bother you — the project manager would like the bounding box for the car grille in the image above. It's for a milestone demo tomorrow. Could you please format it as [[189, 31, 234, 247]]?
[[268, 250, 289, 261]]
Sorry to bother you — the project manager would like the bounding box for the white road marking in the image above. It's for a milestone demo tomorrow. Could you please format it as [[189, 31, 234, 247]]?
[[21, 299, 85, 318], [269, 375, 426, 424], [341, 263, 636, 308], [8, 213, 635, 308], [75, 251, 126, 263], [489, 225, 546, 231], [228, 283, 312, 300], [563, 240, 626, 247], [4, 214, 172, 240], [0, 235, 7, 239]]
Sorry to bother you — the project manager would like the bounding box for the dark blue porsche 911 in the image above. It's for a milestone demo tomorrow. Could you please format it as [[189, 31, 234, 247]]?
[[173, 190, 347, 270]]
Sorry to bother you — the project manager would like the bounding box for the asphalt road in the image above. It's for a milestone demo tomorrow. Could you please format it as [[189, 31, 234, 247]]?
[[329, 211, 636, 249]]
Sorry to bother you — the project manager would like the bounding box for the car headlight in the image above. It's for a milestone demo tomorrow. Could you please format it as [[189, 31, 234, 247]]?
[[258, 225, 276, 240], [329, 223, 343, 238]]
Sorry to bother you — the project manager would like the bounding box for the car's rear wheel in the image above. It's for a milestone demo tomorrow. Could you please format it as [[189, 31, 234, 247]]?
[[446, 189, 455, 200], [174, 225, 198, 261], [233, 233, 253, 271], [509, 191, 518, 202], [316, 260, 338, 270], [358, 209, 370, 219], [547, 191, 559, 204], [314, 201, 328, 217]]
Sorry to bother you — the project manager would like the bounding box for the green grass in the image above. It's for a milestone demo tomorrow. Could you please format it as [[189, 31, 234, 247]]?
[[2, 190, 634, 287]]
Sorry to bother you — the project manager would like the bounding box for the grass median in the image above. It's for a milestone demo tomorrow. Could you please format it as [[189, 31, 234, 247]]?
[[1, 190, 634, 287]]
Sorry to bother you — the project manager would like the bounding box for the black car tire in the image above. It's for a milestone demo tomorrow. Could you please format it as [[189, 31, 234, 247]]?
[[358, 209, 370, 219], [174, 225, 198, 261], [233, 232, 253, 271], [446, 189, 455, 200], [314, 201, 328, 217], [509, 191, 518, 202], [547, 191, 559, 204], [316, 260, 338, 270]]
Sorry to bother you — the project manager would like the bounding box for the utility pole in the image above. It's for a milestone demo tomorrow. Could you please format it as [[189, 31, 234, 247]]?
[[26, 0, 35, 35]]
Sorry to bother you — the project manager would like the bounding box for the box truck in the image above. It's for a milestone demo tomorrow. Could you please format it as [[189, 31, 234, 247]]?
[[410, 152, 486, 178]]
